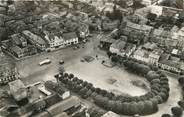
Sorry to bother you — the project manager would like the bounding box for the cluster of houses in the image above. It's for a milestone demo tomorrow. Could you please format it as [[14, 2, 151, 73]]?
[[2, 29, 79, 58], [100, 15, 184, 74], [1, 8, 94, 58], [0, 0, 98, 59], [0, 48, 18, 85], [0, 79, 81, 117], [108, 36, 184, 73]]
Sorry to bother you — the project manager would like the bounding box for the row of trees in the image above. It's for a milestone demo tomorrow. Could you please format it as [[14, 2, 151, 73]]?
[[54, 68, 169, 115], [108, 54, 170, 115]]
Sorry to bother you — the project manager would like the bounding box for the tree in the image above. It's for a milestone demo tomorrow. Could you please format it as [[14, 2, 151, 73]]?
[[63, 73, 69, 78], [86, 83, 93, 89], [121, 102, 130, 115], [178, 100, 184, 109], [88, 107, 99, 117], [146, 71, 159, 82], [82, 81, 88, 87], [79, 87, 88, 96], [171, 106, 183, 117], [107, 100, 116, 111], [137, 101, 145, 115], [138, 64, 151, 75], [151, 79, 160, 85], [68, 73, 74, 79], [178, 76, 184, 86], [107, 51, 112, 58], [94, 95, 108, 108], [111, 55, 119, 63], [143, 100, 155, 115], [91, 92, 98, 98], [85, 89, 93, 98], [158, 92, 168, 102], [114, 100, 123, 114], [129, 101, 139, 115], [147, 12, 157, 21], [151, 84, 161, 92], [154, 95, 163, 104], [99, 89, 108, 96]]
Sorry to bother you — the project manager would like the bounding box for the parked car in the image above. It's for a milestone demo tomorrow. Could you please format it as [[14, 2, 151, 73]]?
[[59, 59, 64, 64], [39, 59, 51, 66]]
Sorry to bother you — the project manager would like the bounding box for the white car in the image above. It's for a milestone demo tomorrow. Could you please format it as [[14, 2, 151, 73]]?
[[39, 59, 51, 66]]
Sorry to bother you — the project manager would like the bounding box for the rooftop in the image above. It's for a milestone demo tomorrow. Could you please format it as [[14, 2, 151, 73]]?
[[22, 30, 46, 45], [11, 34, 22, 46], [100, 35, 116, 43], [143, 42, 158, 50], [126, 21, 153, 32], [62, 32, 78, 40]]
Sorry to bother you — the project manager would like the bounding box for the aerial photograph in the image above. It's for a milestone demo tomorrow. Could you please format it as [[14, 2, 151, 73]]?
[[0, 0, 184, 117]]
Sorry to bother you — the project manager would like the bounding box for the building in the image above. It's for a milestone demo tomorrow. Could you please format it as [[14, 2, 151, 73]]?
[[102, 19, 120, 31], [141, 0, 159, 6], [77, 23, 89, 38], [133, 43, 163, 65], [44, 81, 70, 100], [150, 5, 183, 17], [44, 30, 64, 48], [149, 49, 164, 65], [151, 29, 177, 48], [33, 96, 81, 117], [11, 34, 27, 48], [122, 21, 153, 43], [9, 45, 25, 58], [133, 48, 150, 63], [174, 27, 184, 49], [22, 30, 46, 51], [109, 39, 136, 57], [62, 32, 78, 46], [162, 6, 183, 17], [124, 21, 153, 36], [2, 38, 37, 58], [100, 35, 116, 50], [9, 79, 27, 101], [0, 48, 18, 85], [158, 53, 184, 73]]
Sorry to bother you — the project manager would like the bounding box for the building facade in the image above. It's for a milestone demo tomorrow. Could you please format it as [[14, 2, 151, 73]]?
[[45, 31, 78, 49]]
